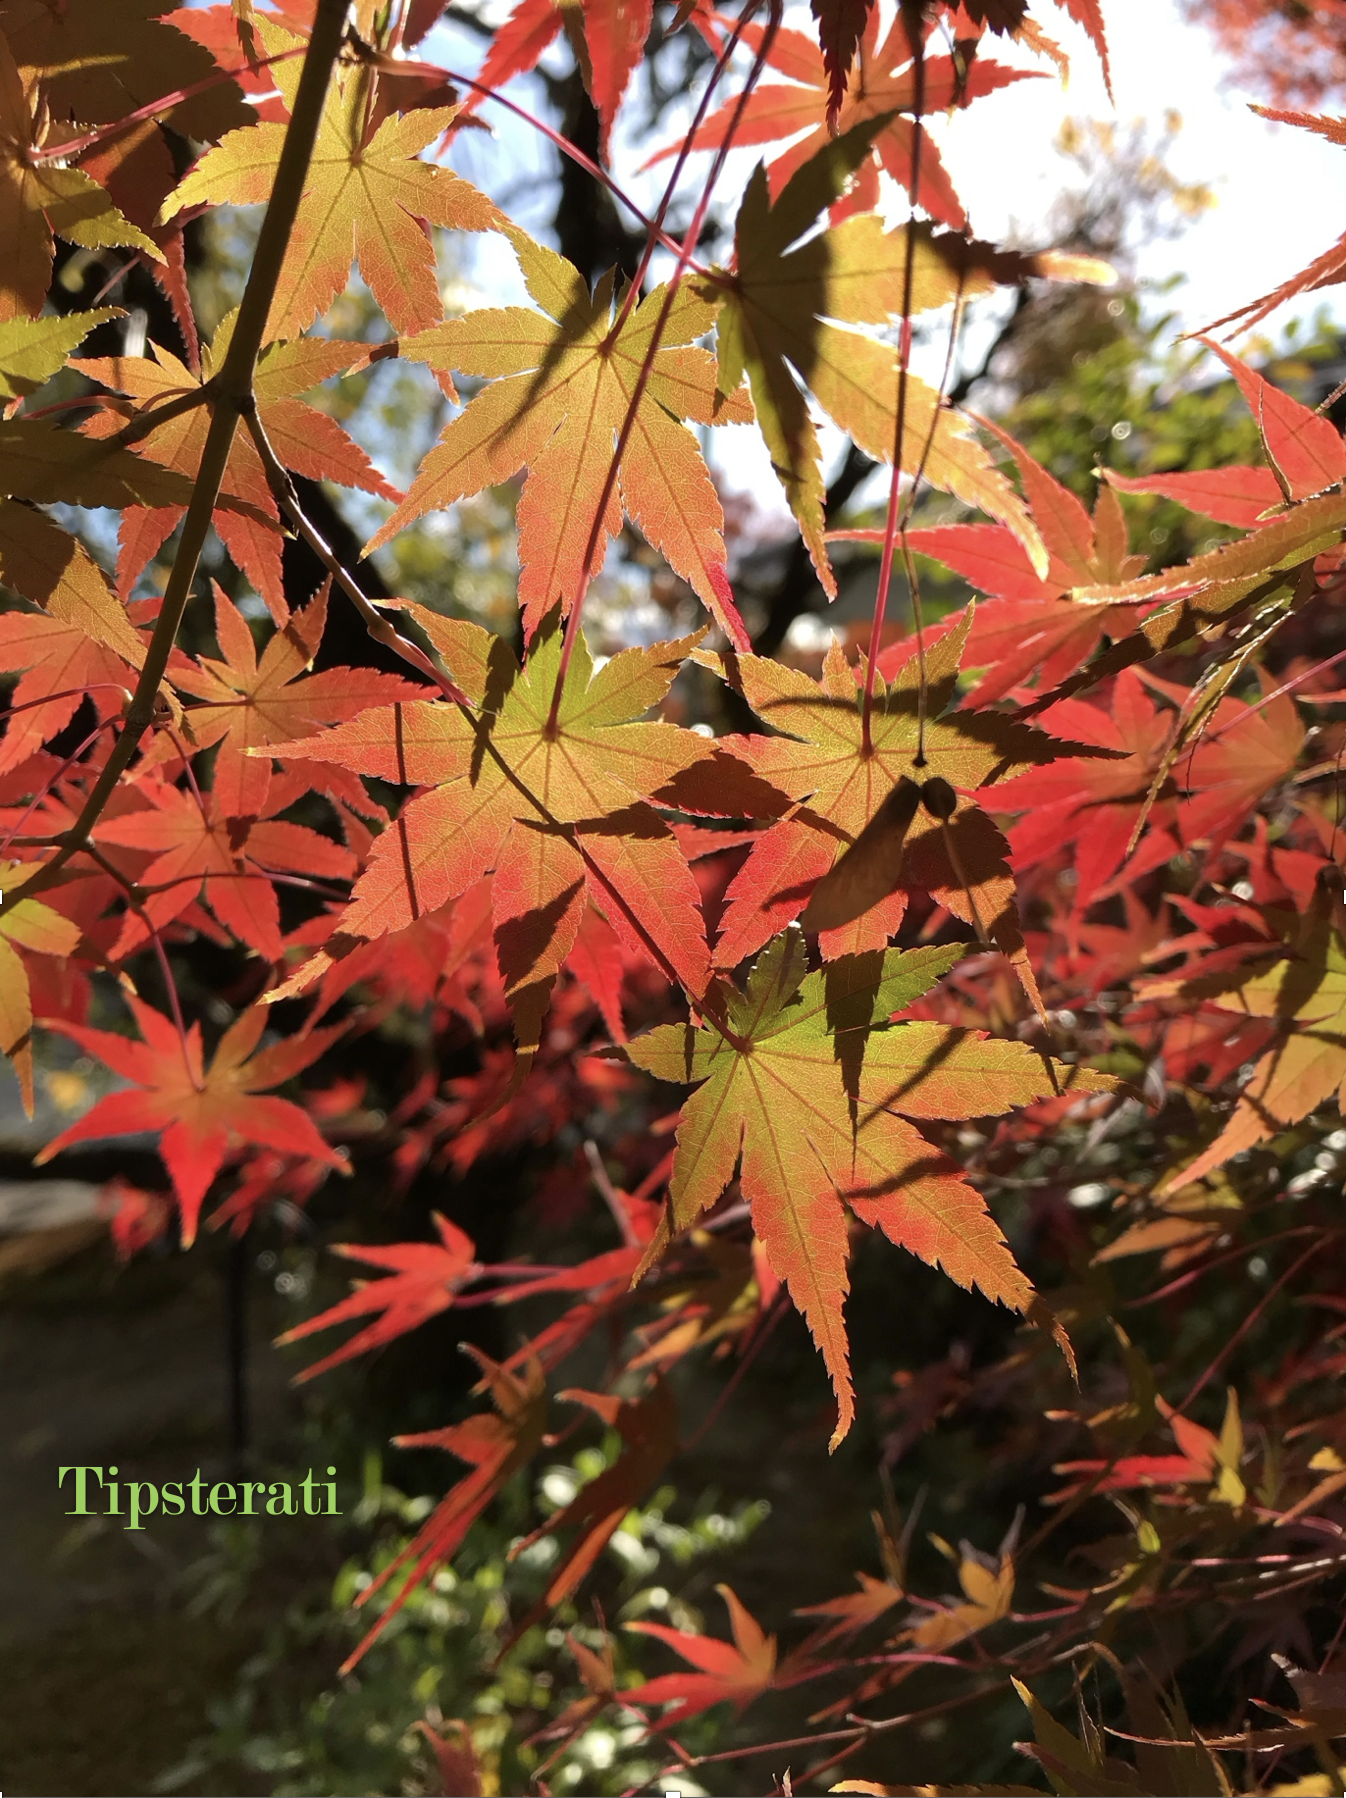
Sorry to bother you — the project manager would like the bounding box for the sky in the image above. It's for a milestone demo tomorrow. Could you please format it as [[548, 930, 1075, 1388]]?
[[933, 0, 1346, 342]]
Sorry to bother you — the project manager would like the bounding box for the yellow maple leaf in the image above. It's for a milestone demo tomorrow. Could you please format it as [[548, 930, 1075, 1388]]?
[[161, 15, 503, 338]]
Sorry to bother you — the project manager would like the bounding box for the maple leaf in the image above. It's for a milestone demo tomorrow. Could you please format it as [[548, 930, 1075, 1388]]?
[[697, 126, 1047, 597], [506, 1381, 677, 1628], [0, 0, 250, 138], [0, 306, 121, 400], [276, 1210, 482, 1382], [367, 226, 754, 644], [161, 13, 504, 339], [795, 1570, 905, 1650], [624, 929, 1110, 1443], [1161, 918, 1346, 1191], [0, 606, 136, 775], [1105, 463, 1285, 530], [1172, 672, 1305, 849], [994, 670, 1181, 919], [279, 607, 717, 1051], [660, 10, 1041, 226], [0, 415, 202, 664], [469, 0, 653, 154], [77, 309, 400, 617], [0, 24, 166, 321], [846, 421, 1149, 704], [92, 773, 357, 962], [37, 998, 346, 1244], [1198, 335, 1346, 501], [1105, 343, 1344, 540], [417, 1722, 483, 1798], [344, 1351, 547, 1671], [623, 1584, 778, 1729], [905, 1541, 1014, 1652], [0, 857, 80, 1111], [695, 614, 1079, 977], [167, 583, 422, 818]]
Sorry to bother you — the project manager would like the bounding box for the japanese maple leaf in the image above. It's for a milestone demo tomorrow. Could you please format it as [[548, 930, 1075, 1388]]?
[[654, 10, 1040, 228], [77, 310, 400, 617], [1107, 465, 1287, 530], [795, 1571, 905, 1649], [93, 774, 356, 962], [0, 412, 228, 665], [696, 614, 1078, 978], [623, 1584, 778, 1729], [0, 0, 249, 138], [37, 998, 345, 1243], [469, 0, 654, 154], [0, 24, 164, 321], [166, 583, 422, 818], [0, 858, 80, 1110], [368, 226, 754, 644], [506, 1382, 677, 1630], [1113, 338, 1346, 535], [161, 13, 504, 339], [808, 0, 1109, 128], [624, 930, 1110, 1443], [279, 606, 716, 1052], [277, 1210, 482, 1382], [1051, 1404, 1229, 1504], [345, 1352, 547, 1671], [994, 670, 1181, 916], [852, 421, 1149, 704], [905, 1543, 1014, 1652], [1163, 918, 1346, 1191], [696, 126, 1046, 597], [0, 306, 120, 399], [1174, 674, 1306, 850], [0, 608, 136, 775]]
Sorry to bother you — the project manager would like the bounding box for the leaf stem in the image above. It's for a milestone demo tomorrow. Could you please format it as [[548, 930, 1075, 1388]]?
[[20, 0, 352, 901], [241, 407, 471, 704]]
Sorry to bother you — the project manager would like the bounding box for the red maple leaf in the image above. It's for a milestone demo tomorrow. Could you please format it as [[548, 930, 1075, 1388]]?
[[167, 583, 423, 819], [92, 772, 357, 962], [649, 8, 1041, 229], [843, 420, 1149, 706], [76, 319, 399, 618], [623, 1584, 780, 1729], [344, 1353, 547, 1671], [37, 999, 346, 1243], [277, 1211, 483, 1382], [0, 607, 137, 774], [505, 1381, 677, 1631]]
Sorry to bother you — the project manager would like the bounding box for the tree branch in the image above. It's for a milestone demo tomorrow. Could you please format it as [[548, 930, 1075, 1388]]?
[[21, 0, 353, 900]]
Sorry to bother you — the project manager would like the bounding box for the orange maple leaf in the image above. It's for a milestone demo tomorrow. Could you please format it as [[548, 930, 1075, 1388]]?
[[38, 998, 346, 1243], [368, 225, 754, 644], [161, 13, 503, 338]]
